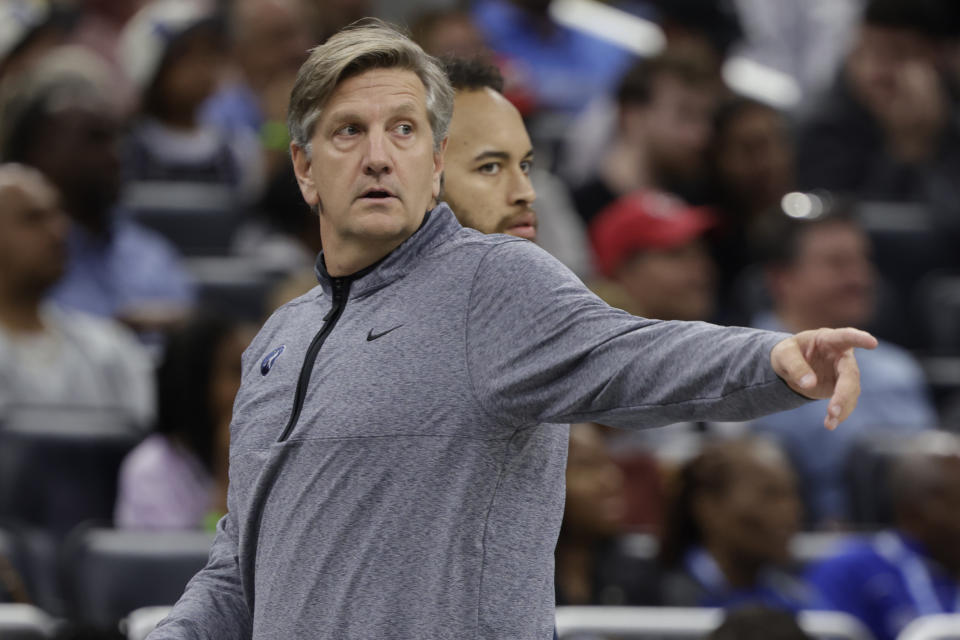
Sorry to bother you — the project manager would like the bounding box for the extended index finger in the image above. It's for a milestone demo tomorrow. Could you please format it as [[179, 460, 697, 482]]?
[[821, 328, 878, 352]]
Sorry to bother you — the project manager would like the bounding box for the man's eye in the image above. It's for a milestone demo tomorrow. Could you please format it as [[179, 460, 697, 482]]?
[[520, 160, 533, 174], [336, 124, 359, 136], [395, 123, 413, 135], [478, 163, 500, 175]]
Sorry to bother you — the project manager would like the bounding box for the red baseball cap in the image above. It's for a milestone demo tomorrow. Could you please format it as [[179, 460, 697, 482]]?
[[589, 189, 716, 278]]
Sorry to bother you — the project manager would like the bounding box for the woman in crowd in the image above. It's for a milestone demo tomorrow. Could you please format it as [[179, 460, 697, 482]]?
[[659, 437, 818, 610]]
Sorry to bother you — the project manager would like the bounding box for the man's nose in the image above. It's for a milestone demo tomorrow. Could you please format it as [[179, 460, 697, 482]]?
[[363, 130, 393, 177], [509, 171, 536, 206]]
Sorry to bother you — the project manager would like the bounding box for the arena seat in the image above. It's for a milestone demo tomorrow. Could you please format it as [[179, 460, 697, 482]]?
[[61, 527, 212, 630], [0, 603, 60, 639], [0, 407, 142, 536], [122, 606, 172, 640], [897, 614, 960, 640], [185, 256, 284, 321], [124, 181, 239, 257], [554, 606, 872, 639]]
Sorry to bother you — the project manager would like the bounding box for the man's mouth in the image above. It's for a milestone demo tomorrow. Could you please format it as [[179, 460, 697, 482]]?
[[359, 187, 397, 201], [504, 211, 537, 241]]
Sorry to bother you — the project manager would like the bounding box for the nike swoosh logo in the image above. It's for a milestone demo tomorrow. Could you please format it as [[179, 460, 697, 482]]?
[[367, 324, 403, 341]]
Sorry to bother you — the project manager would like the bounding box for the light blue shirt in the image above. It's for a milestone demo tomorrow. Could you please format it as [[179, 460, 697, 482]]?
[[49, 217, 195, 319], [749, 312, 937, 523]]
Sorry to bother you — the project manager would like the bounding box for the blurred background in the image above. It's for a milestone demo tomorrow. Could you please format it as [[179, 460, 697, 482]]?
[[1, 0, 960, 638]]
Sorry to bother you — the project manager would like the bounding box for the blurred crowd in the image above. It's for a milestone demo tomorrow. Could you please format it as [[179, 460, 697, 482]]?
[[1, 0, 960, 637]]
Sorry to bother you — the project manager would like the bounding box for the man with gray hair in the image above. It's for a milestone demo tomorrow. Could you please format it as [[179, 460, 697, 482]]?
[[151, 20, 876, 639], [809, 432, 960, 640]]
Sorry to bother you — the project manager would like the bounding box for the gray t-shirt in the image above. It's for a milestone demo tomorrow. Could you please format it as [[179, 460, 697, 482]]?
[[149, 204, 804, 640]]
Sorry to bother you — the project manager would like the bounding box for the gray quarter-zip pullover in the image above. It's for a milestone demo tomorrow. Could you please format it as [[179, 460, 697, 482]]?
[[149, 204, 806, 640]]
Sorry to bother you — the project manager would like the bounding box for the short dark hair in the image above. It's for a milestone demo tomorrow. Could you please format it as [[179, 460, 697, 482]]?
[[441, 56, 504, 93], [617, 50, 716, 107]]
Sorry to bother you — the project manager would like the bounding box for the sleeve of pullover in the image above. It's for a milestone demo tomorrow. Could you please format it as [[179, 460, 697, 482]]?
[[146, 511, 251, 639], [465, 240, 809, 428]]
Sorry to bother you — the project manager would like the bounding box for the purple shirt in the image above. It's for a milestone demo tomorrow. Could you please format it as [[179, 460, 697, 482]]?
[[115, 434, 215, 530]]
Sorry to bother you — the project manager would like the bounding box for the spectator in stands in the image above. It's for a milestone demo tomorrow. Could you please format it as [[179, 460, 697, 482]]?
[[659, 438, 816, 611], [708, 606, 814, 640], [0, 164, 154, 428], [442, 56, 592, 278], [749, 207, 937, 526], [0, 46, 195, 332], [589, 189, 717, 322], [796, 0, 960, 231], [809, 431, 960, 640], [706, 97, 795, 313], [118, 0, 264, 213], [116, 313, 254, 531], [0, 0, 71, 84], [555, 423, 661, 606], [572, 51, 721, 225]]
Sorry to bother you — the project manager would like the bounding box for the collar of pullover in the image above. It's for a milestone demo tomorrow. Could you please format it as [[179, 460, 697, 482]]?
[[313, 203, 461, 299]]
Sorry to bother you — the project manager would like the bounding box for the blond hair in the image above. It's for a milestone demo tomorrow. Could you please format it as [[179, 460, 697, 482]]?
[[287, 18, 454, 154]]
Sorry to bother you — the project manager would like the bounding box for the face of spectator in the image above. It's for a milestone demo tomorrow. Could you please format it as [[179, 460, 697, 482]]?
[[632, 75, 717, 183], [419, 14, 487, 59], [154, 27, 226, 116], [234, 0, 312, 89], [696, 443, 801, 568], [443, 88, 537, 240], [27, 105, 122, 228], [846, 25, 937, 115], [0, 173, 68, 297], [715, 104, 794, 214], [563, 424, 627, 540], [775, 221, 875, 329], [292, 68, 444, 262], [616, 239, 716, 321]]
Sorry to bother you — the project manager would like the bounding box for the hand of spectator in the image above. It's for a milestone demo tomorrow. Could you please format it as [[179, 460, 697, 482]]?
[[770, 328, 878, 431]]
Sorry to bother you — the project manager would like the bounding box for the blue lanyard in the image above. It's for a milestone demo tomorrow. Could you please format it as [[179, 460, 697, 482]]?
[[874, 532, 960, 616]]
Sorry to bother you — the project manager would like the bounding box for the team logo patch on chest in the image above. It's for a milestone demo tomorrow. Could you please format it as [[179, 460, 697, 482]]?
[[260, 345, 285, 376]]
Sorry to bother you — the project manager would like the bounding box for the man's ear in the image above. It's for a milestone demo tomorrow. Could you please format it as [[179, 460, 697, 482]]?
[[432, 137, 448, 200], [291, 142, 319, 208]]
